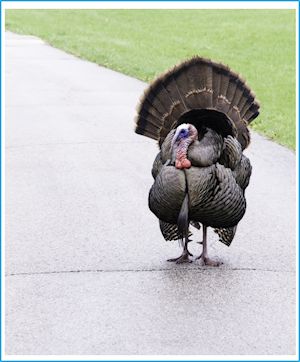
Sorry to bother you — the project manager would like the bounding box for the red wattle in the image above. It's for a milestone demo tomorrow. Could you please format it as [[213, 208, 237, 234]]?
[[175, 160, 183, 169], [175, 158, 191, 169], [181, 159, 191, 169]]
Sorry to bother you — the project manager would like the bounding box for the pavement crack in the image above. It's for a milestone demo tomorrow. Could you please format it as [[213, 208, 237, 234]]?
[[6, 266, 295, 277]]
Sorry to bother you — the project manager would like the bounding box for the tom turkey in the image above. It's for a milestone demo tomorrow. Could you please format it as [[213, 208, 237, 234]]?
[[135, 57, 260, 265]]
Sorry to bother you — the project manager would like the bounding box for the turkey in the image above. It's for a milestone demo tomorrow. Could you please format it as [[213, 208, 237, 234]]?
[[135, 57, 260, 265]]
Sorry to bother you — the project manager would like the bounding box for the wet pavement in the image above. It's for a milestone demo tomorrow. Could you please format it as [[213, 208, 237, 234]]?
[[5, 32, 296, 357]]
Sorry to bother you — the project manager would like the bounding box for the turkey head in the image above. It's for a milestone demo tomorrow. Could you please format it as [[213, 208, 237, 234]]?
[[171, 123, 198, 169]]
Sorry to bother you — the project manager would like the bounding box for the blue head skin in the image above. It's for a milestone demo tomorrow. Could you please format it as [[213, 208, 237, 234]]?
[[170, 124, 198, 169], [171, 124, 190, 150], [177, 128, 189, 139]]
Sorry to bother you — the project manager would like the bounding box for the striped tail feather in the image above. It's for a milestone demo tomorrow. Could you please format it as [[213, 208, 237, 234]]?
[[214, 226, 237, 246], [135, 56, 260, 149], [159, 220, 192, 241]]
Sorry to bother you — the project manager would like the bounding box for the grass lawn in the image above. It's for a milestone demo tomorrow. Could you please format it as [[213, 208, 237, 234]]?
[[6, 9, 296, 149]]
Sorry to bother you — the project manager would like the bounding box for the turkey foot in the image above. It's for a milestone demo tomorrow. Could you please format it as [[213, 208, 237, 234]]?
[[196, 253, 222, 266], [167, 251, 193, 264], [167, 234, 193, 263], [203, 256, 222, 267], [197, 225, 223, 267]]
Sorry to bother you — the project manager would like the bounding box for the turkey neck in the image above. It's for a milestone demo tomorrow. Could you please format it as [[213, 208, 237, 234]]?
[[175, 127, 198, 169], [175, 139, 193, 169]]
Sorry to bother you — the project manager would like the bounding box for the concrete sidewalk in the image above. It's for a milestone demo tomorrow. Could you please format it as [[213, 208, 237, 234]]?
[[5, 32, 296, 356]]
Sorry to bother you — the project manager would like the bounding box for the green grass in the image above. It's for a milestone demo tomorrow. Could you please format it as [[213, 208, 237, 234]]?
[[6, 9, 296, 149]]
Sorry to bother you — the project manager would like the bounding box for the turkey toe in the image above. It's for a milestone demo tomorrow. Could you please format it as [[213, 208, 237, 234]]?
[[203, 257, 223, 267], [167, 253, 193, 264]]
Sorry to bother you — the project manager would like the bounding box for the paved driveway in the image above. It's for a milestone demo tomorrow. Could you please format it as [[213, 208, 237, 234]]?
[[5, 32, 296, 356]]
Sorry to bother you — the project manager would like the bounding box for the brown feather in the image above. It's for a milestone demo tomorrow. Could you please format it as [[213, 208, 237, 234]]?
[[135, 56, 260, 150]]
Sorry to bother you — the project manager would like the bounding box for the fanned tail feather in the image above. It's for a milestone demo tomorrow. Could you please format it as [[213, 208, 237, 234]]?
[[135, 56, 260, 149]]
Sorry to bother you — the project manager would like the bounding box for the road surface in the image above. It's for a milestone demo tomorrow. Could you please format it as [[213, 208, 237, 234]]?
[[5, 32, 296, 356]]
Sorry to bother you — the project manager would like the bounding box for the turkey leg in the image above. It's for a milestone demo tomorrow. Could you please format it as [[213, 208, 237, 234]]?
[[167, 236, 193, 264], [197, 225, 222, 266]]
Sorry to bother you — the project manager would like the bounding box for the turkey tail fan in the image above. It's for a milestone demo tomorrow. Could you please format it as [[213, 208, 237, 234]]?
[[135, 56, 260, 149]]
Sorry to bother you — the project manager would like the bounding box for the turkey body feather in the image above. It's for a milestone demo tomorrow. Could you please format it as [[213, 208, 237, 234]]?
[[135, 56, 259, 263], [150, 130, 251, 246]]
